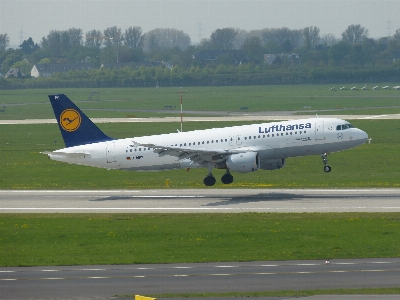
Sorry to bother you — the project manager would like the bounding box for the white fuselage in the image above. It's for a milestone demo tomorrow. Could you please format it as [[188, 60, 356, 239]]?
[[48, 118, 368, 172]]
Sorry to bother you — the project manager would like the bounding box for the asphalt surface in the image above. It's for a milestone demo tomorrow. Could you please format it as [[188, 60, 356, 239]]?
[[1, 259, 400, 300], [1, 189, 400, 213]]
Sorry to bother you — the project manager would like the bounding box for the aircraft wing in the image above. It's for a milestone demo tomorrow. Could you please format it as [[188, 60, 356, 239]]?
[[135, 141, 254, 165]]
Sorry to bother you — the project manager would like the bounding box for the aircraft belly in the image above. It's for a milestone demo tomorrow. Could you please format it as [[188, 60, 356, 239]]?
[[118, 154, 180, 171]]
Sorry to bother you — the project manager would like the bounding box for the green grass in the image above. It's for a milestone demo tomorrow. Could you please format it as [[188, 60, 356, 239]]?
[[0, 119, 399, 189], [1, 85, 400, 119], [1, 213, 400, 267]]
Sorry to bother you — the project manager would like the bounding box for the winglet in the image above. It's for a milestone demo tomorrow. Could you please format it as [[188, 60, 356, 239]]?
[[49, 94, 113, 147]]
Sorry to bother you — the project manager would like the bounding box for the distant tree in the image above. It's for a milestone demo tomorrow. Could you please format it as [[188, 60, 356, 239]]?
[[0, 33, 10, 51], [210, 28, 237, 50], [303, 26, 320, 50], [320, 33, 338, 47], [103, 26, 123, 47], [19, 37, 39, 55], [12, 59, 33, 75], [241, 36, 264, 63], [0, 50, 23, 73], [124, 26, 144, 50], [262, 27, 303, 50], [342, 24, 369, 44], [41, 29, 78, 57], [68, 28, 83, 47], [328, 40, 351, 64], [394, 29, 400, 42], [282, 40, 293, 52], [232, 29, 249, 49], [143, 28, 191, 52], [85, 29, 103, 48]]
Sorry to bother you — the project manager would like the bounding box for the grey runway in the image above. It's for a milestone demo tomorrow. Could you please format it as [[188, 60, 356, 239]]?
[[1, 259, 400, 299], [1, 189, 400, 213]]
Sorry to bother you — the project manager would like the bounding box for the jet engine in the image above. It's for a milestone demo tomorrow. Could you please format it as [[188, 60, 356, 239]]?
[[226, 152, 260, 173], [260, 158, 286, 170]]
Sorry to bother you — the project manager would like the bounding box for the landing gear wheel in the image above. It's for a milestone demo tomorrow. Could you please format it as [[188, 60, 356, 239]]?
[[321, 153, 332, 173], [221, 172, 234, 184], [203, 174, 216, 186]]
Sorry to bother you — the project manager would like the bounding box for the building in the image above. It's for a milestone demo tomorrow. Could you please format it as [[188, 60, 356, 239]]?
[[31, 63, 96, 78], [193, 50, 247, 64]]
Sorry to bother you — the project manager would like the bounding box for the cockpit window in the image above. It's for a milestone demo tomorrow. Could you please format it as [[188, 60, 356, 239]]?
[[337, 123, 354, 130]]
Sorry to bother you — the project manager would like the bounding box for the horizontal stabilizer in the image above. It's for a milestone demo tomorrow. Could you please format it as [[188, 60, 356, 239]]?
[[41, 151, 91, 158]]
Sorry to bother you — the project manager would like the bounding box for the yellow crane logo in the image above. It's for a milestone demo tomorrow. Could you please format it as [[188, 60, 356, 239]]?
[[60, 109, 81, 132]]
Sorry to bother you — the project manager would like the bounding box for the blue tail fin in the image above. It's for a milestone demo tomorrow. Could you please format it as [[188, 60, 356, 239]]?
[[49, 94, 113, 147]]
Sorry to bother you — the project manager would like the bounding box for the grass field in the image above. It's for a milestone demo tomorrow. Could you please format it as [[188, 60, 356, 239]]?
[[1, 85, 400, 119], [1, 213, 400, 267]]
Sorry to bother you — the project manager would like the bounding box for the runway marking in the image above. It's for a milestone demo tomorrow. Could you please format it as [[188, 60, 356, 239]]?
[[0, 271, 15, 273], [41, 270, 59, 272], [80, 268, 106, 271], [174, 267, 192, 269], [215, 265, 238, 268], [3, 269, 397, 281]]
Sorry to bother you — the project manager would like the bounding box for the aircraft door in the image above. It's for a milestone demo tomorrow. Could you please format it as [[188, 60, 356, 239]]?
[[315, 121, 325, 140], [236, 135, 242, 145], [106, 142, 117, 163], [229, 136, 234, 146]]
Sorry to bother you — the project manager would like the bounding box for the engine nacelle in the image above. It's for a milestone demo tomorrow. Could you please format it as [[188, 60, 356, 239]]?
[[226, 152, 260, 173], [259, 158, 286, 170]]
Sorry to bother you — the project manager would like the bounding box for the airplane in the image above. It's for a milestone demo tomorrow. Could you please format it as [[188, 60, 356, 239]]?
[[43, 94, 369, 186]]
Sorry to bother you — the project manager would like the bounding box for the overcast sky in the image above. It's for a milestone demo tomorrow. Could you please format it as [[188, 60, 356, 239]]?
[[1, 0, 399, 47]]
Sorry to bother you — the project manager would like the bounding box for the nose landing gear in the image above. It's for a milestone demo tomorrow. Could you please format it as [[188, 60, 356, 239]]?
[[322, 153, 332, 173]]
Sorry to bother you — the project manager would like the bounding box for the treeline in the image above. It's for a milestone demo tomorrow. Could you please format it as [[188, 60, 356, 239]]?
[[2, 64, 400, 89], [1, 24, 400, 89]]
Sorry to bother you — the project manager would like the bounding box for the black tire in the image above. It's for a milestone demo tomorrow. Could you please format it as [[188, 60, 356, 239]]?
[[221, 173, 234, 184], [203, 175, 216, 186], [324, 165, 332, 173]]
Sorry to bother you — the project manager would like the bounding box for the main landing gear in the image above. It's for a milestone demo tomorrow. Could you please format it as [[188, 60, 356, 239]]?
[[203, 172, 234, 186], [322, 153, 332, 173], [203, 168, 234, 186]]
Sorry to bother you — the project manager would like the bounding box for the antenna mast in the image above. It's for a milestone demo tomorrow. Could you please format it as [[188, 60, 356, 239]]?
[[180, 89, 183, 132]]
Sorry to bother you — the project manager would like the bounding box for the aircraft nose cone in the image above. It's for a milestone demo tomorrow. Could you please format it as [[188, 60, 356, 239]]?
[[359, 129, 368, 142]]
